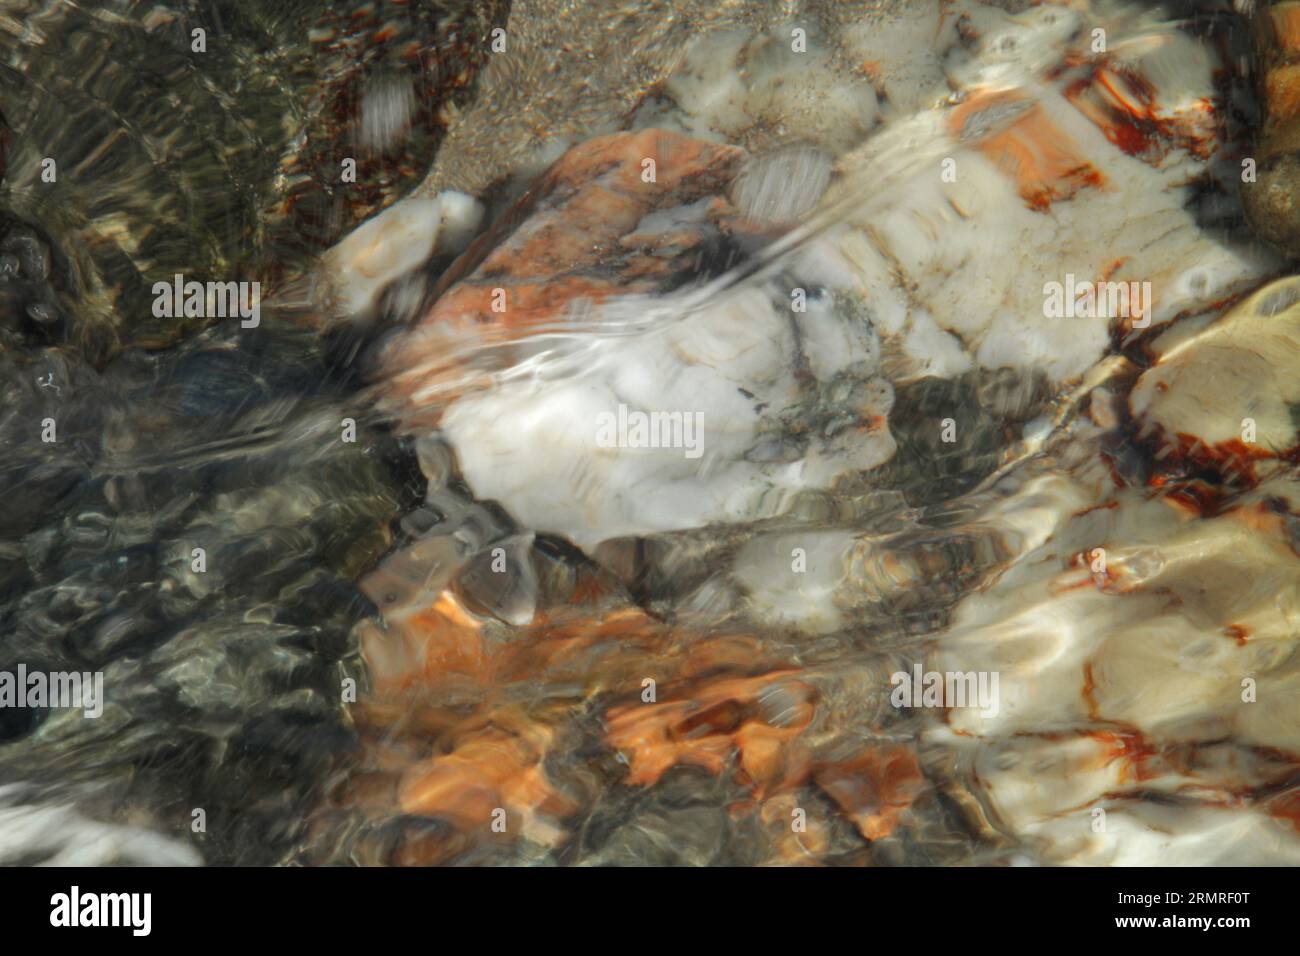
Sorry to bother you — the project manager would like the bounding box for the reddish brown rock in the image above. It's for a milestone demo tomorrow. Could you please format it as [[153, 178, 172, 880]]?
[[382, 129, 748, 418]]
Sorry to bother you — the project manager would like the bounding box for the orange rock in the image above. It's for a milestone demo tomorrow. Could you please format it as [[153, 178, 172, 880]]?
[[348, 560, 925, 856], [761, 792, 831, 864], [813, 745, 925, 841], [604, 668, 926, 842], [605, 671, 816, 795], [397, 712, 576, 846], [382, 129, 747, 419], [951, 87, 1104, 211], [360, 590, 488, 696]]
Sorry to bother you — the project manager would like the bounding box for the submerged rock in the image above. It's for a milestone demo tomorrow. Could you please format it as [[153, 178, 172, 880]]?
[[333, 0, 1300, 868], [381, 128, 897, 549], [6, 0, 1300, 870]]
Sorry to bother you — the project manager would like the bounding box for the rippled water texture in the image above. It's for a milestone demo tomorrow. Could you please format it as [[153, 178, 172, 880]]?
[[1, 0, 1299, 866]]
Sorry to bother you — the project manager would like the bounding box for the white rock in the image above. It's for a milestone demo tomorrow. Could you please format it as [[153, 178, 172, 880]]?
[[319, 191, 483, 322]]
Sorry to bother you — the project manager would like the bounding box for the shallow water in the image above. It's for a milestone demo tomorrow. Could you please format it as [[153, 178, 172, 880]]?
[[1, 0, 1298, 866]]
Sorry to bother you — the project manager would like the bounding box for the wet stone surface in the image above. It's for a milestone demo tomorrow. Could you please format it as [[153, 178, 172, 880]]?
[[2, 0, 1300, 867]]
